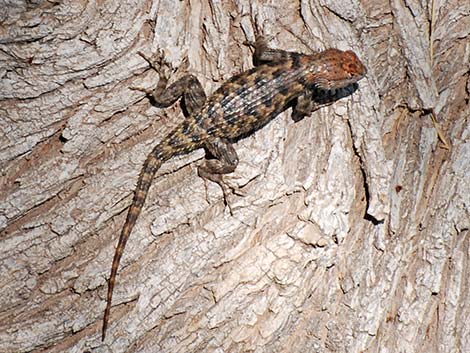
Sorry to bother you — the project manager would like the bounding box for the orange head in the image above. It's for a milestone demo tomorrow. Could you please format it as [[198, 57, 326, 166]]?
[[305, 49, 367, 90]]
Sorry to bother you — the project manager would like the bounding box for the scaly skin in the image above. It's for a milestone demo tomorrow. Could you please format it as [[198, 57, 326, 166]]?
[[102, 38, 366, 340]]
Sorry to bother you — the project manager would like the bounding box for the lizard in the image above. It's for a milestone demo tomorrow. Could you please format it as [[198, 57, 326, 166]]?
[[101, 36, 367, 340]]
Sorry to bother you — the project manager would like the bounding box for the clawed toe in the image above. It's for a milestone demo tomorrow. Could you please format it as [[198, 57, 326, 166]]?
[[219, 183, 235, 216], [137, 50, 173, 79], [131, 50, 176, 96], [129, 85, 152, 95], [243, 35, 269, 49]]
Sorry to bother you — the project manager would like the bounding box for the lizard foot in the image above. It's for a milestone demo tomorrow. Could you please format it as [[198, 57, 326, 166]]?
[[130, 50, 174, 94], [199, 170, 236, 216]]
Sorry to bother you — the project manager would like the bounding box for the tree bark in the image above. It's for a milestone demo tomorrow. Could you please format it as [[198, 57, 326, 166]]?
[[1, 1, 469, 352]]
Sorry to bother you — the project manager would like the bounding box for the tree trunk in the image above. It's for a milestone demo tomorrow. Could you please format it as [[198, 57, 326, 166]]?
[[1, 1, 469, 352]]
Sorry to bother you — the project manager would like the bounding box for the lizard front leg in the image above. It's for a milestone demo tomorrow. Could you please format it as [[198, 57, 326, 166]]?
[[292, 85, 360, 122], [292, 91, 317, 122], [198, 138, 239, 213], [132, 51, 207, 115]]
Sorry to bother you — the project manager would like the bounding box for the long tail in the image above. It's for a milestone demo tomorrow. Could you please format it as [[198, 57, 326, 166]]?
[[102, 144, 169, 341]]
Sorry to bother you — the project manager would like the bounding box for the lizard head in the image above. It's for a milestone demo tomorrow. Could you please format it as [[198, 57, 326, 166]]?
[[307, 49, 367, 90]]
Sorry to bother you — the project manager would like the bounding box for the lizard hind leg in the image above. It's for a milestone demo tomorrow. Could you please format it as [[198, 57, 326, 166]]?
[[198, 138, 239, 215]]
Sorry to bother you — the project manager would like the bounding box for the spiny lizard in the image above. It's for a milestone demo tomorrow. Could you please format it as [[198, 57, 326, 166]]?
[[102, 37, 366, 340]]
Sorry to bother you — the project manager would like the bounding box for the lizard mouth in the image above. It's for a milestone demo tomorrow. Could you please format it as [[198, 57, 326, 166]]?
[[314, 76, 364, 91]]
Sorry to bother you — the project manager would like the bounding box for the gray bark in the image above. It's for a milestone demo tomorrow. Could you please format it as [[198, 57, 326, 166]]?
[[1, 0, 469, 352]]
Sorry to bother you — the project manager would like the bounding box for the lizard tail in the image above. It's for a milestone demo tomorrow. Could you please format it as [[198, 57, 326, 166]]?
[[102, 144, 171, 341]]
